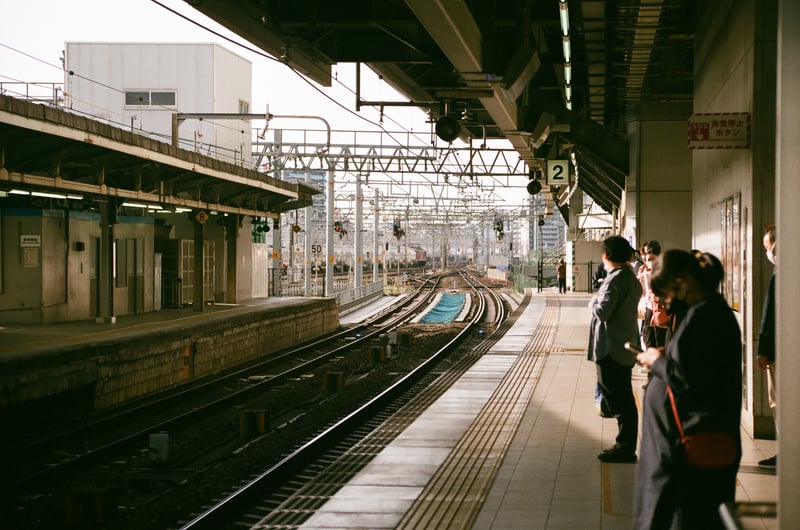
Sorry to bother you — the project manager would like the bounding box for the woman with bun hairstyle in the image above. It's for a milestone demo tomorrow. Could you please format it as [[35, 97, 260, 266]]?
[[633, 249, 742, 529]]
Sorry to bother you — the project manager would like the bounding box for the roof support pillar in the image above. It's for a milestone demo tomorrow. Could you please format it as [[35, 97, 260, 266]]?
[[304, 170, 313, 296], [96, 200, 116, 324], [325, 167, 335, 297], [193, 214, 205, 311], [354, 174, 364, 289]]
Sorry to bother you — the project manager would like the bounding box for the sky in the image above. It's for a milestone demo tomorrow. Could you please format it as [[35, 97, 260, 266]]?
[[0, 0, 428, 134], [0, 0, 527, 210]]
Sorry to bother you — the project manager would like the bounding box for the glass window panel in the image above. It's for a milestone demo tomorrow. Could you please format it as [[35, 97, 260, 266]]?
[[151, 91, 176, 106], [125, 91, 149, 106]]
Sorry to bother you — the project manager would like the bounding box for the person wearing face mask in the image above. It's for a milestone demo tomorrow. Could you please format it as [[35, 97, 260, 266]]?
[[587, 235, 642, 463], [757, 225, 777, 469], [634, 250, 742, 529], [661, 249, 700, 345]]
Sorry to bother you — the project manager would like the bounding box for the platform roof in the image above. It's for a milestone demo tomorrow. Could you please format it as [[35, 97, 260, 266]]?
[[184, 0, 693, 216], [0, 95, 318, 217]]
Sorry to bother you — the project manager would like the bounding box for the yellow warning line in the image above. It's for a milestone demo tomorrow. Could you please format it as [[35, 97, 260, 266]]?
[[397, 294, 560, 529], [602, 463, 615, 513]]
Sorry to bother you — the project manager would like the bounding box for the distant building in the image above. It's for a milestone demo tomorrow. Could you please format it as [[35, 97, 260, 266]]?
[[525, 194, 567, 258], [64, 42, 253, 164]]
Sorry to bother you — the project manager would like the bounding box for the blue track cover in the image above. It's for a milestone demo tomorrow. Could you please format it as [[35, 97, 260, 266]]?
[[420, 293, 466, 323]]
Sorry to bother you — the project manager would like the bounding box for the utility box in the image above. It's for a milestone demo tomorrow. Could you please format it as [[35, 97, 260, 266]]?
[[149, 432, 170, 465]]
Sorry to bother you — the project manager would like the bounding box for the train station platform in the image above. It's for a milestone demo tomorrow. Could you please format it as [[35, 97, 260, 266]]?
[[298, 290, 778, 530], [0, 295, 340, 423], [0, 298, 281, 354]]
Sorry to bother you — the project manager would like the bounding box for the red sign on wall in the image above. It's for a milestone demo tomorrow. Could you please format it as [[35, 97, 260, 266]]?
[[688, 113, 750, 149]]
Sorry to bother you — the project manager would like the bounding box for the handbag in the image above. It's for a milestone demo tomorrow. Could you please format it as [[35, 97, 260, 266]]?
[[651, 298, 670, 328], [666, 385, 738, 468]]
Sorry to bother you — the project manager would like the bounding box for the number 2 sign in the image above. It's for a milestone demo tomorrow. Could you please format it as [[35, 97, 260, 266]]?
[[546, 159, 569, 186]]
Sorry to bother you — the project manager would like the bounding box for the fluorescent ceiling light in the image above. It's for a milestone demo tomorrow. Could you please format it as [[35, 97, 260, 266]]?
[[122, 202, 149, 208], [32, 191, 69, 199], [562, 37, 571, 64], [10, 189, 82, 200], [564, 63, 572, 85], [559, 2, 570, 36]]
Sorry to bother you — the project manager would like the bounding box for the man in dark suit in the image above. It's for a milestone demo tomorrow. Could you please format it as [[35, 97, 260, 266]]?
[[757, 225, 777, 469], [592, 262, 607, 291], [587, 235, 642, 463]]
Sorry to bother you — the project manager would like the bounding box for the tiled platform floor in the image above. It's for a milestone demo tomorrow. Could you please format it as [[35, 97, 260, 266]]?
[[300, 290, 777, 529]]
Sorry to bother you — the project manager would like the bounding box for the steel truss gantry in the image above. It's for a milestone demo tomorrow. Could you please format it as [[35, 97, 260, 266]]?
[[252, 128, 536, 192]]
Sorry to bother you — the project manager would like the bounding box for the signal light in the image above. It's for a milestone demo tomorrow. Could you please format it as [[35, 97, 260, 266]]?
[[527, 179, 542, 195], [334, 221, 342, 232], [435, 115, 461, 143]]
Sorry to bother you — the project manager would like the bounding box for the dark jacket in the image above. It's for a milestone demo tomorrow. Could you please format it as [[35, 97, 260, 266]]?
[[634, 292, 742, 529], [587, 265, 642, 367], [592, 262, 607, 291], [758, 271, 775, 362]]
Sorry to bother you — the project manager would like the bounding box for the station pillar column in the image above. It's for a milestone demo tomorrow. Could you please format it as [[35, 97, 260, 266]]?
[[96, 200, 116, 324]]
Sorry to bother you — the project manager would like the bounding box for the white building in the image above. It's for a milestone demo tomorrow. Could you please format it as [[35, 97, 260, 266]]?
[[64, 42, 253, 163]]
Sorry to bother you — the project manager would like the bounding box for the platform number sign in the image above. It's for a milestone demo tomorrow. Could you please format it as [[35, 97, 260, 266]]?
[[546, 159, 569, 186]]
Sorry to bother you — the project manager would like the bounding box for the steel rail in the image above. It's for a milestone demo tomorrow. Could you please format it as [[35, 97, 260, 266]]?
[[178, 271, 500, 530]]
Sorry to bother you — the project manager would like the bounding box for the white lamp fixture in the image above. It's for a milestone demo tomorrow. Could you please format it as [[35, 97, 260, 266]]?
[[559, 0, 570, 36], [559, 1, 572, 110]]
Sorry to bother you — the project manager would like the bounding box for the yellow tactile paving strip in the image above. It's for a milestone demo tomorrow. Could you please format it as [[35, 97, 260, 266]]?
[[396, 296, 559, 529]]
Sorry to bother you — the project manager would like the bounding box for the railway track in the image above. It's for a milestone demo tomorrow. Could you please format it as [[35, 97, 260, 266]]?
[[0, 275, 434, 488], [178, 274, 522, 529], [2, 271, 506, 529]]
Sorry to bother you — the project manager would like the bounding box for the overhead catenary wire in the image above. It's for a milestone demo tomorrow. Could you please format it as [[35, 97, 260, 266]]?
[[2, 6, 436, 170], [1, 8, 528, 218], [148, 0, 432, 151], [0, 41, 253, 150]]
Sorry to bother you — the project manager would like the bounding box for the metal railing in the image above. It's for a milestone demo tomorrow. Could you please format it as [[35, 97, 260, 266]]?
[[332, 280, 384, 307], [278, 275, 384, 306], [0, 81, 64, 106]]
